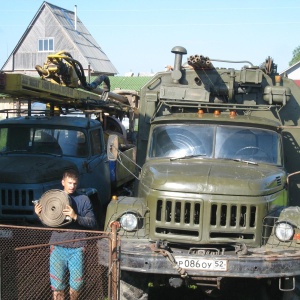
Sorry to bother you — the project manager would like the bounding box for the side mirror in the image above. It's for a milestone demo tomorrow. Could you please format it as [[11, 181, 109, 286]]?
[[107, 134, 119, 161]]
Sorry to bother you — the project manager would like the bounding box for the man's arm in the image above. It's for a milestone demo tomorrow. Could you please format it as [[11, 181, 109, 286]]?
[[63, 195, 97, 229]]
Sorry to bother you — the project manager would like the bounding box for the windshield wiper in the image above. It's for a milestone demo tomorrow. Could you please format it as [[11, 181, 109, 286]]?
[[234, 158, 258, 165], [1, 150, 27, 154], [1, 150, 62, 157], [170, 154, 206, 161], [32, 151, 62, 157]]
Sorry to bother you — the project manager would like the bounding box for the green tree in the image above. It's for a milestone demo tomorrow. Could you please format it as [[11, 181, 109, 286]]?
[[289, 45, 300, 66]]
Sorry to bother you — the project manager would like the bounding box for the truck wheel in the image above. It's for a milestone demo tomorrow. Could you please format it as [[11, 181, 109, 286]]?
[[213, 279, 283, 300], [119, 271, 149, 300], [238, 281, 283, 300], [281, 291, 299, 300]]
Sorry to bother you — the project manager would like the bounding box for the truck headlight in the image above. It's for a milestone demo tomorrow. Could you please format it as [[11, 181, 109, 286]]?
[[275, 222, 294, 242], [120, 213, 138, 231]]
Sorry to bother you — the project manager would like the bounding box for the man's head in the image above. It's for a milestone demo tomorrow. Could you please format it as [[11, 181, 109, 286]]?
[[61, 169, 79, 194]]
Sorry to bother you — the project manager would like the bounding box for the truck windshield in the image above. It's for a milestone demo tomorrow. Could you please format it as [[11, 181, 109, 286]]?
[[0, 127, 88, 157], [149, 124, 281, 165]]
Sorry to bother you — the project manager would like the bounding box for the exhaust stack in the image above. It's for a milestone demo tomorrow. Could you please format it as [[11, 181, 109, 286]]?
[[171, 46, 187, 84]]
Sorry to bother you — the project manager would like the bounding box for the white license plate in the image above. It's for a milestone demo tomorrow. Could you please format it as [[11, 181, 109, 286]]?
[[175, 256, 227, 271]]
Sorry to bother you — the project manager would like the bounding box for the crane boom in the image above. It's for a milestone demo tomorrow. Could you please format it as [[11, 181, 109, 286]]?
[[0, 73, 131, 112]]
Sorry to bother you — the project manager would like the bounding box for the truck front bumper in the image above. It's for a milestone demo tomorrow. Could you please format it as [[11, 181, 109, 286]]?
[[116, 239, 300, 278]]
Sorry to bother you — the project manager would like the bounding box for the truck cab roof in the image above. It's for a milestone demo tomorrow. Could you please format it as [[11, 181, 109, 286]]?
[[0, 115, 101, 129], [151, 113, 282, 131]]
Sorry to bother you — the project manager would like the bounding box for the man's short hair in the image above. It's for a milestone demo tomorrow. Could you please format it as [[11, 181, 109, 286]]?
[[63, 169, 79, 180]]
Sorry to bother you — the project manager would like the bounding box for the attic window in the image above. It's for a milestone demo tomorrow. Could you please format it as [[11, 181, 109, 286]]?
[[38, 38, 54, 52]]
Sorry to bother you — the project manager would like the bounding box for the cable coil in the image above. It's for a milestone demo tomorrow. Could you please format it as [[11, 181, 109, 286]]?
[[39, 189, 72, 227]]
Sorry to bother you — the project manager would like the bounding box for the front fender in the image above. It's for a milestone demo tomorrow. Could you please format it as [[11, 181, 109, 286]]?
[[104, 196, 149, 236]]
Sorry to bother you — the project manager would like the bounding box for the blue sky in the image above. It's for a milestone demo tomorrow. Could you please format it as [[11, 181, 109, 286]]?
[[0, 0, 299, 75]]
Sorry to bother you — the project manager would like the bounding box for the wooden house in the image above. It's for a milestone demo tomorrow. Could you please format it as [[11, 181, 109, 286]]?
[[1, 1, 117, 76]]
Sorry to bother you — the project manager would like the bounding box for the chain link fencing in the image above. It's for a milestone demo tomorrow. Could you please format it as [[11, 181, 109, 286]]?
[[0, 224, 119, 300]]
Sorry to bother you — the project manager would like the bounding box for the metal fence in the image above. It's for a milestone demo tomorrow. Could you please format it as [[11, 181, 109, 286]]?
[[0, 224, 119, 300]]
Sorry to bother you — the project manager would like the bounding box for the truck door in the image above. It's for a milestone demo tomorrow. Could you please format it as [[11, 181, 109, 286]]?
[[85, 128, 111, 206]]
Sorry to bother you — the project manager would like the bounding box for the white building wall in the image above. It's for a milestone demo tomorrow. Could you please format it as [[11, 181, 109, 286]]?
[[287, 68, 300, 80]]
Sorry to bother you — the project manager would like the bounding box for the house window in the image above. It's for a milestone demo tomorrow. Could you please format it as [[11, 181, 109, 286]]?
[[38, 38, 54, 52]]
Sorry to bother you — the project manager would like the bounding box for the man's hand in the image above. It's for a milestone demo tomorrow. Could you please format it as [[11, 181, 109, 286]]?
[[63, 205, 77, 221], [34, 203, 42, 217]]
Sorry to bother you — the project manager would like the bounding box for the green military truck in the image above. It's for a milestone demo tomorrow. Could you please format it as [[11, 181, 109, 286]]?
[[104, 47, 300, 299]]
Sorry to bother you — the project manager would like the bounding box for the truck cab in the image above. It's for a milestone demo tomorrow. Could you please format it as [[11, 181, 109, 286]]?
[[144, 114, 286, 247], [0, 71, 137, 228]]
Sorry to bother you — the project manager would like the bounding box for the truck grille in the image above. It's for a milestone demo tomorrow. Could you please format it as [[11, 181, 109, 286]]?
[[155, 199, 202, 237], [209, 203, 256, 239], [0, 189, 35, 216], [155, 198, 257, 241]]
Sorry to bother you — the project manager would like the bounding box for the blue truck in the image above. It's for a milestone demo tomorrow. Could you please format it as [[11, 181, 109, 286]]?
[[0, 72, 136, 227]]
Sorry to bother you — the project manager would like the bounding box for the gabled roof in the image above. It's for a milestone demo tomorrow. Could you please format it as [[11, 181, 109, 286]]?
[[279, 60, 300, 87], [2, 1, 117, 75], [280, 60, 300, 76]]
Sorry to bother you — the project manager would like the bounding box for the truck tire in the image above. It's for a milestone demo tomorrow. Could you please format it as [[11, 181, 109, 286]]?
[[206, 279, 283, 300], [282, 291, 300, 300], [119, 271, 149, 300], [230, 280, 283, 300]]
